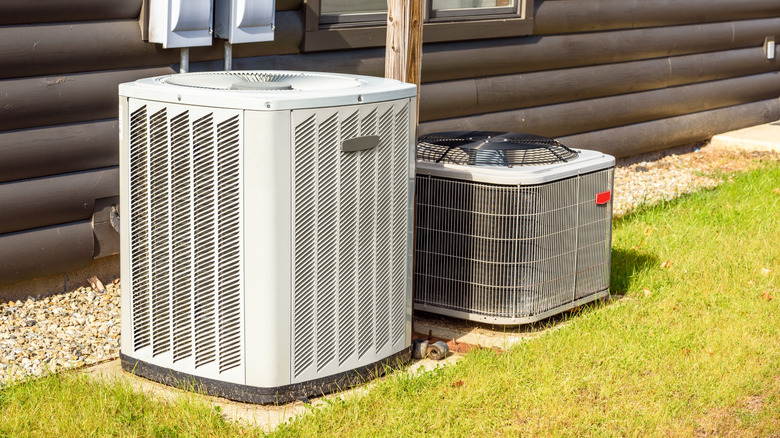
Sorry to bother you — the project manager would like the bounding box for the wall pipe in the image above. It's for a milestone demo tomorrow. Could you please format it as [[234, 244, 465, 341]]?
[[180, 47, 189, 73], [225, 41, 232, 71]]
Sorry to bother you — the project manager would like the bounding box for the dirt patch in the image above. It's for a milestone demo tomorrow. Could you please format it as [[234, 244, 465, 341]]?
[[740, 395, 765, 415], [695, 407, 741, 437], [693, 395, 772, 437]]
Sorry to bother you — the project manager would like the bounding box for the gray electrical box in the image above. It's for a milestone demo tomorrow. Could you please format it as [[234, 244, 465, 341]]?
[[148, 0, 214, 48], [215, 0, 275, 44]]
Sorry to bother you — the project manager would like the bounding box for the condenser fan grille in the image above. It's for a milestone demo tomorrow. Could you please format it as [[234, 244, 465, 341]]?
[[161, 72, 363, 91], [417, 131, 578, 167]]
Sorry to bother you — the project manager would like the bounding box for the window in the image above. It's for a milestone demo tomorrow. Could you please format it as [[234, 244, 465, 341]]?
[[304, 0, 534, 51], [319, 0, 386, 24], [429, 0, 516, 19]]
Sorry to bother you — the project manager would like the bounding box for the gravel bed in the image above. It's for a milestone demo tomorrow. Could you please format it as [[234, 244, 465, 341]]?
[[0, 281, 121, 385], [613, 142, 778, 215], [0, 142, 777, 386]]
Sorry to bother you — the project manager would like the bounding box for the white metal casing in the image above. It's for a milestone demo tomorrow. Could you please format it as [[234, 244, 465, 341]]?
[[119, 71, 416, 392], [215, 0, 275, 44], [148, 0, 214, 49]]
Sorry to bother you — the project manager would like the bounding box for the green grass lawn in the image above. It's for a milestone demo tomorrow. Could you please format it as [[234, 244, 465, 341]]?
[[0, 372, 249, 438], [2, 161, 778, 437]]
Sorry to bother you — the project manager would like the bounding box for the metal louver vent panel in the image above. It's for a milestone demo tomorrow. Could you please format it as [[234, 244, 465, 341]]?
[[414, 168, 613, 323], [217, 115, 243, 373], [315, 112, 339, 372], [291, 101, 412, 383], [374, 107, 394, 353], [337, 110, 359, 367], [149, 108, 171, 357], [127, 100, 244, 383], [193, 112, 217, 368], [170, 110, 193, 363], [129, 105, 151, 351], [357, 107, 378, 361], [292, 114, 317, 378]]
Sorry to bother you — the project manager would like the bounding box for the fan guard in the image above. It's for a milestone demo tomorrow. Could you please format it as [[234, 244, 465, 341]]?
[[160, 71, 364, 91], [417, 131, 579, 167]]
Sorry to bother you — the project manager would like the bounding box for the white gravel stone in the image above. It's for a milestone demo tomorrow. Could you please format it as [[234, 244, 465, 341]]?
[[612, 143, 778, 215], [0, 280, 121, 386]]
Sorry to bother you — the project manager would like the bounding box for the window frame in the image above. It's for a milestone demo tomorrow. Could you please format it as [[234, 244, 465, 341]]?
[[427, 1, 517, 20], [303, 0, 534, 52]]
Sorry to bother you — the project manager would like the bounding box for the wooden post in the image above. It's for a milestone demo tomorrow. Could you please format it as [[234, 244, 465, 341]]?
[[386, 0, 423, 338], [385, 0, 424, 118]]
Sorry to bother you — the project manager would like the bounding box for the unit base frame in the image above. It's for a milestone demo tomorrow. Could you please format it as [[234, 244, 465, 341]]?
[[120, 347, 412, 405], [414, 289, 611, 326]]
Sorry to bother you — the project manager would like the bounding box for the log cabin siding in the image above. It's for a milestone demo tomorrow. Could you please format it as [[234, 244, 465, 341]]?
[[559, 99, 780, 158], [0, 168, 118, 236], [0, 222, 95, 287], [0, 0, 778, 286], [419, 73, 780, 136], [534, 0, 780, 34], [0, 121, 119, 184], [0, 0, 143, 25], [419, 48, 780, 122]]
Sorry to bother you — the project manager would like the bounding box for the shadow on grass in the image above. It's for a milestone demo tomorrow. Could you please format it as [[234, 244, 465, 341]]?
[[511, 246, 659, 333], [609, 246, 658, 295], [517, 247, 659, 332], [413, 247, 660, 337]]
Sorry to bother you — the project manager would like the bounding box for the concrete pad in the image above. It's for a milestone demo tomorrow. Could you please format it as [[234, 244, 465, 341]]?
[[83, 359, 309, 433], [79, 293, 618, 432], [412, 305, 595, 354], [83, 354, 463, 433], [710, 120, 780, 152], [412, 295, 632, 355], [413, 314, 538, 351]]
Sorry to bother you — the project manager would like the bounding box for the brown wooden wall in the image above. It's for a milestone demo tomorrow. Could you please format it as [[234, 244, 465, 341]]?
[[1, 0, 779, 285]]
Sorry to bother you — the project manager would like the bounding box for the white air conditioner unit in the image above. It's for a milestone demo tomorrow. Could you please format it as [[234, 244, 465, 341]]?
[[118, 71, 417, 403], [414, 132, 614, 325]]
